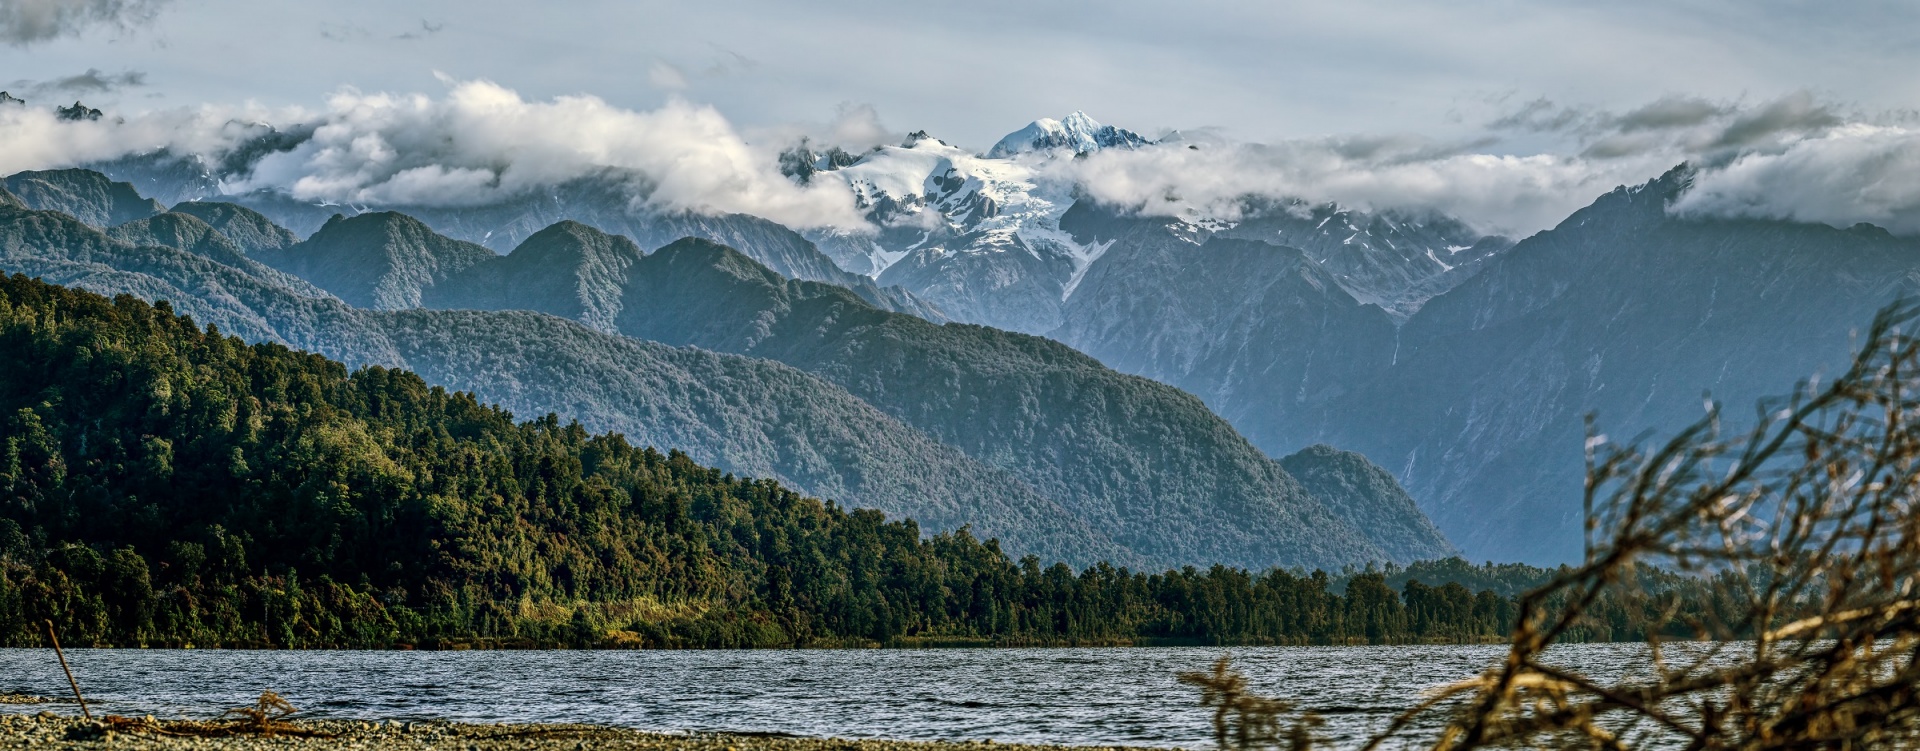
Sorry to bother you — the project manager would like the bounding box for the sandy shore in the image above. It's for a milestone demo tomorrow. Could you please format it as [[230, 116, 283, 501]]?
[[0, 712, 1159, 751]]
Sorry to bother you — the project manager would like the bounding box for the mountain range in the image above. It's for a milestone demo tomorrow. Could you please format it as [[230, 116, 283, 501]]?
[[0, 169, 1457, 570], [50, 109, 1919, 565]]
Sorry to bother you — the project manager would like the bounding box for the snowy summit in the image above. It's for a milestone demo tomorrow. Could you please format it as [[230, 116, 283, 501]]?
[[986, 111, 1151, 158]]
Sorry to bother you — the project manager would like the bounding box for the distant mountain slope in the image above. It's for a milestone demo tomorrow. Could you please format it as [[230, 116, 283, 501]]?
[[424, 221, 645, 334], [82, 156, 946, 321], [1052, 231, 1400, 455], [0, 201, 1125, 566], [107, 211, 254, 268], [1316, 167, 1920, 563], [3, 169, 164, 227], [254, 212, 498, 310], [168, 201, 300, 253], [607, 237, 1420, 570]]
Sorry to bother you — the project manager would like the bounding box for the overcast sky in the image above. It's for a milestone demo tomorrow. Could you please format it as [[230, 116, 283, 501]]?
[[6, 0, 1918, 150]]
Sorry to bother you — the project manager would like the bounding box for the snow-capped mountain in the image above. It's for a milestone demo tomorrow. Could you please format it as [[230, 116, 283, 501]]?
[[803, 129, 1112, 332], [800, 114, 1510, 333], [986, 111, 1151, 158]]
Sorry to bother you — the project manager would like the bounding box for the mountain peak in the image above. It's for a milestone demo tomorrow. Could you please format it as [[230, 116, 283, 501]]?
[[987, 111, 1151, 158], [258, 209, 495, 309]]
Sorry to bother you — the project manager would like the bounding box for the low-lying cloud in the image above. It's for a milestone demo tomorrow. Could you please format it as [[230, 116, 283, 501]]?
[[0, 0, 170, 46], [1057, 135, 1667, 237], [233, 79, 864, 228], [1673, 124, 1920, 235], [1056, 92, 1920, 238], [0, 78, 867, 230]]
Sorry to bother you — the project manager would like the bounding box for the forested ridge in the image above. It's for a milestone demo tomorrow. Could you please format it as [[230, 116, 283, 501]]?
[[0, 197, 1128, 567], [0, 274, 1735, 649]]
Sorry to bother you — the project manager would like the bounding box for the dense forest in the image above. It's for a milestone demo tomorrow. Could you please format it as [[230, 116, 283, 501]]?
[[0, 275, 1713, 649]]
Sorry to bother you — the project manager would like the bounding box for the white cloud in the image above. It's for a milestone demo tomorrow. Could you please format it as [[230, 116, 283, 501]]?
[[1673, 124, 1920, 235], [1053, 135, 1671, 237], [0, 101, 285, 176], [1051, 92, 1920, 238], [229, 80, 866, 228], [0, 78, 867, 230]]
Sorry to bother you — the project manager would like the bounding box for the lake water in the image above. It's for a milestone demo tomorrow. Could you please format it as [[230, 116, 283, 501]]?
[[0, 644, 1663, 748]]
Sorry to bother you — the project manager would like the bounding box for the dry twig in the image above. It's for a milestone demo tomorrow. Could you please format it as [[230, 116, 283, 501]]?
[[1361, 301, 1920, 749]]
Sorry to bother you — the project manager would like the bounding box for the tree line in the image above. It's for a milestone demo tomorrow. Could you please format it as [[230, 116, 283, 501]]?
[[0, 274, 1713, 649]]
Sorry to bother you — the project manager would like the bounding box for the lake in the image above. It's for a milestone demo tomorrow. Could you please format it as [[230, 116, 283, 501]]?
[[0, 643, 1663, 748]]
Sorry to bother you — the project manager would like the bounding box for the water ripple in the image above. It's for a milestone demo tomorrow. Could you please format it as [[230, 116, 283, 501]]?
[[0, 644, 1661, 748]]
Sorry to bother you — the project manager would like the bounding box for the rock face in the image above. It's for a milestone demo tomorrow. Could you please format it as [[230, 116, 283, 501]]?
[[3, 169, 165, 227]]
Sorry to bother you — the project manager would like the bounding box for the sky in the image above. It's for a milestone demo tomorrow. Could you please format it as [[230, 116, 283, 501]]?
[[4, 0, 1920, 235]]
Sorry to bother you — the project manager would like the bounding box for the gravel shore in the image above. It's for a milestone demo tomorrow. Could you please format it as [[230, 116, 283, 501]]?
[[0, 712, 1159, 751]]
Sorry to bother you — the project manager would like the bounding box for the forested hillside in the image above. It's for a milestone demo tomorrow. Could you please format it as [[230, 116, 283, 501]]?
[[0, 168, 1461, 571], [0, 201, 1120, 566], [0, 274, 1538, 648], [611, 238, 1452, 567]]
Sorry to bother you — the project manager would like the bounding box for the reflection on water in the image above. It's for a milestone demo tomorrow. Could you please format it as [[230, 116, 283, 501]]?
[[0, 643, 1666, 748]]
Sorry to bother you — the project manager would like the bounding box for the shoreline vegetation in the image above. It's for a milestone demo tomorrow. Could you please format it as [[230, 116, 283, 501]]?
[[1, 274, 1667, 652]]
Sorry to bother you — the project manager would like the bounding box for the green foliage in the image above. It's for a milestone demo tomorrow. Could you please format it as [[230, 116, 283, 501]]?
[[616, 238, 1400, 570], [166, 202, 300, 254], [253, 212, 495, 310], [0, 273, 1534, 648], [0, 201, 1119, 567]]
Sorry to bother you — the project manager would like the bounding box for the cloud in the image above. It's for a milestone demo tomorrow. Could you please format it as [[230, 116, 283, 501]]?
[[1054, 135, 1668, 237], [221, 79, 865, 228], [1707, 91, 1841, 149], [1614, 96, 1727, 132], [0, 0, 169, 46], [1048, 91, 1913, 238], [821, 103, 896, 150], [11, 68, 146, 98], [1672, 124, 1920, 235], [0, 102, 289, 177]]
